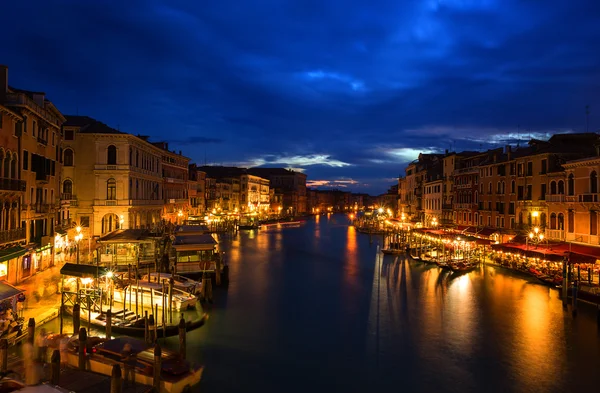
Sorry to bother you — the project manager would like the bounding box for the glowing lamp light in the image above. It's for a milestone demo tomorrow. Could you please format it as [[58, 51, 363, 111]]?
[[529, 233, 534, 239], [532, 211, 539, 218], [106, 271, 114, 279], [378, 208, 384, 214], [76, 226, 82, 234]]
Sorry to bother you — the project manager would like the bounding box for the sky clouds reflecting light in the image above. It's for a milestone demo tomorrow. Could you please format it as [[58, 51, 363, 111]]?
[[1, 0, 599, 193]]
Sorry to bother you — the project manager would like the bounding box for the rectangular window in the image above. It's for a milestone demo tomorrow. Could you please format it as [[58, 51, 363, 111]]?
[[517, 186, 524, 200], [541, 184, 546, 200], [496, 216, 500, 227], [527, 185, 532, 200], [32, 120, 36, 137], [510, 217, 515, 229], [541, 159, 547, 174], [23, 116, 27, 133], [527, 162, 533, 176], [65, 130, 74, 140], [487, 216, 491, 226], [0, 114, 3, 127], [23, 150, 28, 170], [591, 211, 598, 236], [52, 132, 55, 146], [568, 211, 574, 233], [80, 216, 90, 227]]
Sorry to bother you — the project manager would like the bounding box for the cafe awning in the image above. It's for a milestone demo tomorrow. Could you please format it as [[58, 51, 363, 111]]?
[[0, 246, 28, 263], [60, 263, 109, 278]]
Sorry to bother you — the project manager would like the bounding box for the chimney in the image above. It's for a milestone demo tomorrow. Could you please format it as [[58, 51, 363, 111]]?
[[445, 149, 449, 155], [0, 65, 7, 96], [505, 145, 512, 161], [179, 150, 182, 155]]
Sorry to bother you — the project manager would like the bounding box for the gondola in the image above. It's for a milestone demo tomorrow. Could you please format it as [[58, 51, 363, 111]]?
[[381, 248, 404, 255]]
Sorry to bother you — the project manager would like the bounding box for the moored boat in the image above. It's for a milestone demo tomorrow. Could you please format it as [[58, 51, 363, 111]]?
[[142, 273, 202, 296], [113, 281, 198, 311]]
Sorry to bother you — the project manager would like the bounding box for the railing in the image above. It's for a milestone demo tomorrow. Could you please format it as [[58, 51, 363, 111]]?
[[35, 204, 50, 213], [94, 199, 163, 206], [3, 92, 62, 126], [0, 228, 26, 244], [454, 167, 478, 175], [455, 203, 475, 209], [36, 136, 48, 146], [166, 177, 186, 183], [565, 196, 578, 202], [546, 229, 564, 240], [442, 204, 453, 210], [579, 193, 599, 203], [456, 183, 472, 189], [35, 172, 50, 182], [545, 194, 565, 202], [0, 178, 26, 192]]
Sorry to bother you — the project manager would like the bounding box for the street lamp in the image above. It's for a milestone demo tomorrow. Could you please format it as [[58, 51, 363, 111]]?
[[432, 217, 438, 228], [526, 226, 545, 263]]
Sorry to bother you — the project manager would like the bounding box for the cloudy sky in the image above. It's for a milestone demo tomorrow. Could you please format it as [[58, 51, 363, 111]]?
[[1, 0, 599, 194]]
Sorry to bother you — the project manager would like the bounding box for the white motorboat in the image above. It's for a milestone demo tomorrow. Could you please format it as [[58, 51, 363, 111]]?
[[113, 281, 198, 311], [142, 273, 202, 296]]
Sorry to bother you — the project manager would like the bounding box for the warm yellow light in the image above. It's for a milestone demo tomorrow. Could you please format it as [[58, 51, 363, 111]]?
[[532, 211, 539, 217], [378, 208, 384, 214], [106, 271, 114, 279], [534, 226, 539, 234], [529, 232, 534, 239], [539, 234, 544, 240], [76, 226, 82, 233]]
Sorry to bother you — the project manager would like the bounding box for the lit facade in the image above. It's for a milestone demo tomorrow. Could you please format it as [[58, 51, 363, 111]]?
[[153, 143, 190, 224], [1, 66, 65, 281], [61, 116, 164, 238]]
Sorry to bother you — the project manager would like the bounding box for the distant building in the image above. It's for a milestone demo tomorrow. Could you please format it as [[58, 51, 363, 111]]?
[[246, 168, 307, 215], [152, 142, 190, 225]]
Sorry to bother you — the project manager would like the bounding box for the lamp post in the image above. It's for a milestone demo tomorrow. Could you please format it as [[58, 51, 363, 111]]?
[[526, 226, 544, 265], [75, 226, 83, 297]]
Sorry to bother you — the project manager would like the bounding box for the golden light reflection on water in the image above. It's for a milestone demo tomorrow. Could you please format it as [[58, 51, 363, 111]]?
[[444, 274, 476, 357], [343, 225, 359, 284]]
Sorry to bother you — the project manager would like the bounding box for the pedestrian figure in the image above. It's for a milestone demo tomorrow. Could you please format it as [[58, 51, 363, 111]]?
[[59, 336, 69, 370], [121, 343, 136, 387], [36, 328, 48, 364]]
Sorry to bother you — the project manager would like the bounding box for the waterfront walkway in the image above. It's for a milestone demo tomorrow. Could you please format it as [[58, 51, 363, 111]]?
[[16, 264, 62, 326]]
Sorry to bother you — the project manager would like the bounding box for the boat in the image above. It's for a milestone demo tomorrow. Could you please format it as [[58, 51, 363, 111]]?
[[63, 306, 208, 338], [65, 336, 203, 393], [449, 261, 478, 273], [381, 248, 404, 255], [142, 273, 202, 296], [113, 281, 198, 311]]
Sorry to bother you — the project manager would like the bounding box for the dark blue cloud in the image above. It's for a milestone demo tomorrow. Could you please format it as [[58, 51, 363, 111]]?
[[1, 0, 600, 194]]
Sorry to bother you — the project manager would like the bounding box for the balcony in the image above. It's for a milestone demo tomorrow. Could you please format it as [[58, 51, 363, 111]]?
[[455, 203, 475, 209], [94, 199, 163, 207], [0, 178, 26, 192], [36, 136, 48, 146], [0, 228, 26, 244], [442, 204, 453, 210], [60, 193, 78, 206], [165, 177, 186, 184], [565, 196, 578, 202], [455, 167, 478, 175], [545, 194, 565, 203], [456, 183, 473, 189], [34, 204, 50, 213], [546, 229, 565, 241], [35, 172, 50, 183], [94, 164, 129, 171], [579, 193, 599, 203]]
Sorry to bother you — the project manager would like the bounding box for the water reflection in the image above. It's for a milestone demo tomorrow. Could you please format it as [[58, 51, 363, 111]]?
[[195, 216, 600, 393]]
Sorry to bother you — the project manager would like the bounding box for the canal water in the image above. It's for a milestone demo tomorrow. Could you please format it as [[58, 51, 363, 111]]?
[[170, 214, 600, 392]]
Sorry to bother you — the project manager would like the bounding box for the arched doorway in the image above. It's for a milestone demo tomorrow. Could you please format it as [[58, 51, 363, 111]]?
[[101, 213, 120, 234]]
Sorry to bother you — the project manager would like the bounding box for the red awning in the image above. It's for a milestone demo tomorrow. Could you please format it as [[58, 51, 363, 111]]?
[[491, 242, 565, 262], [475, 227, 498, 237]]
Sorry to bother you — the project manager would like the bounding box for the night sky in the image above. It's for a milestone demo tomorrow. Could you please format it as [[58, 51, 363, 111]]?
[[1, 0, 599, 194]]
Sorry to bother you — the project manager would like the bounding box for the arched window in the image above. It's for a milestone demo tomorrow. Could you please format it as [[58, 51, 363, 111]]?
[[550, 213, 557, 229], [527, 212, 532, 226], [550, 181, 557, 195], [540, 212, 547, 228], [9, 153, 17, 179], [488, 182, 492, 194], [511, 180, 515, 194], [558, 180, 565, 194], [3, 153, 10, 178], [518, 212, 523, 225], [558, 213, 565, 230], [107, 178, 116, 200], [568, 174, 574, 196], [107, 145, 117, 165], [64, 149, 74, 166], [591, 171, 598, 193], [474, 191, 478, 203], [63, 179, 73, 197]]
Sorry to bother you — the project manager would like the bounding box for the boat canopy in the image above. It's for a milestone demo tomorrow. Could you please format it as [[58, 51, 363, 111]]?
[[0, 281, 24, 300], [96, 229, 158, 243], [172, 234, 218, 252], [60, 263, 110, 278]]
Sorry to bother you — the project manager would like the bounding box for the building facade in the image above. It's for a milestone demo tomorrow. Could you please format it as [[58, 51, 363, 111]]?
[[61, 117, 164, 239], [153, 143, 190, 224]]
